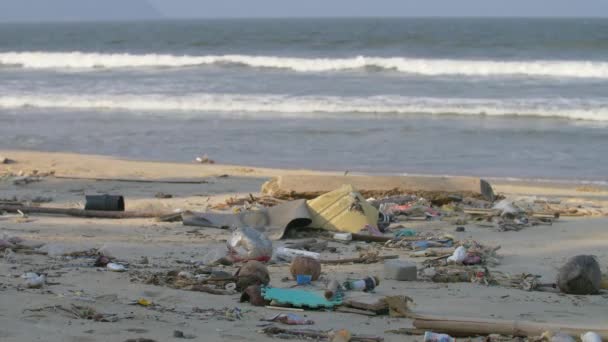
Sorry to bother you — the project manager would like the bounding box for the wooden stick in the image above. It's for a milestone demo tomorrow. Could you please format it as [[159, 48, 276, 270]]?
[[189, 285, 235, 295], [335, 306, 378, 316], [413, 314, 608, 339], [320, 255, 398, 265], [264, 306, 305, 312], [260, 326, 384, 342], [54, 175, 209, 184], [0, 205, 167, 219]]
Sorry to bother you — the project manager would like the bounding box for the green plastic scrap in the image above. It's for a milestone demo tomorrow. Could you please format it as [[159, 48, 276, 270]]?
[[261, 287, 343, 309]]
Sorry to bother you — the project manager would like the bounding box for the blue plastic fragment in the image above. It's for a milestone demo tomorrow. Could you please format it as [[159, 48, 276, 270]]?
[[261, 286, 342, 309]]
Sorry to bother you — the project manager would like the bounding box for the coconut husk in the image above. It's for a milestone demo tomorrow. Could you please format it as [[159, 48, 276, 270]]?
[[234, 260, 270, 290], [290, 256, 321, 281]]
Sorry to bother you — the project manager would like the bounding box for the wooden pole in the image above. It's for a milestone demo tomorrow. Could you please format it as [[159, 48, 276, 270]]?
[[413, 314, 608, 339], [0, 205, 166, 219]]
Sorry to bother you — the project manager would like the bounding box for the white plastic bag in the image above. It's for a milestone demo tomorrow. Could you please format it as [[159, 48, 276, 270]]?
[[447, 246, 467, 264]]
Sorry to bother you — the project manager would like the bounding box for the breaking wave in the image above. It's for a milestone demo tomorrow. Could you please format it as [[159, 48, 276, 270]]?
[[2, 51, 608, 78], [1, 93, 607, 121]]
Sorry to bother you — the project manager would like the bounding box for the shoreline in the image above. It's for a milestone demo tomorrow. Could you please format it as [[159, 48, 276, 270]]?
[[3, 149, 608, 200]]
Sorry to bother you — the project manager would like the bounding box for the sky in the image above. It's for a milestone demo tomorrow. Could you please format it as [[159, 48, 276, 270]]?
[[150, 0, 608, 18]]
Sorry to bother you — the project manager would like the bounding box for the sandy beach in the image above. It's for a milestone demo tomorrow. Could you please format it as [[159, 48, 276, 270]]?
[[1, 150, 607, 342]]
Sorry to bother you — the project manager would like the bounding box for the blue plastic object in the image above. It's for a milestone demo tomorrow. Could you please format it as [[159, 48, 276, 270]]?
[[296, 274, 312, 285], [394, 229, 416, 238], [261, 287, 342, 309]]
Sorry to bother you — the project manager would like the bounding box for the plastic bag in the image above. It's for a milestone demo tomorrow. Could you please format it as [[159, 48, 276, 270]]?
[[228, 227, 273, 262], [447, 246, 467, 264]]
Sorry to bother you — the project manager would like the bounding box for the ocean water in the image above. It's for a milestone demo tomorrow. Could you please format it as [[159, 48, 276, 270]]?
[[1, 18, 608, 181]]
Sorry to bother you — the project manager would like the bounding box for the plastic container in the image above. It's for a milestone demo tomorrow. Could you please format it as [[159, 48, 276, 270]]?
[[344, 276, 379, 292], [228, 227, 273, 262], [333, 233, 353, 241], [424, 331, 455, 342], [275, 247, 320, 261], [85, 195, 125, 211], [296, 274, 312, 285]]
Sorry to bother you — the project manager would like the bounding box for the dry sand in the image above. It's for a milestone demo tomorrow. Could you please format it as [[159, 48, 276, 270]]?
[[1, 150, 607, 342]]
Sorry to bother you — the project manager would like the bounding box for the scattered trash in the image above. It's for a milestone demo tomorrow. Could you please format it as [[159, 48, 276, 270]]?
[[263, 313, 314, 325], [94, 255, 111, 267], [424, 331, 455, 342], [22, 272, 45, 288], [296, 275, 312, 285], [173, 330, 196, 339], [136, 298, 152, 307], [394, 229, 417, 238], [155, 192, 173, 199], [235, 260, 270, 290], [240, 285, 266, 306], [542, 331, 576, 342], [260, 326, 383, 342], [307, 185, 379, 233], [557, 255, 601, 295], [333, 233, 352, 241], [107, 263, 127, 272], [262, 287, 342, 309], [290, 256, 321, 281], [344, 276, 379, 292], [447, 246, 467, 264], [228, 227, 273, 262], [84, 195, 125, 211], [275, 247, 320, 261], [581, 332, 602, 342], [324, 280, 343, 300], [195, 154, 215, 164], [455, 226, 466, 232]]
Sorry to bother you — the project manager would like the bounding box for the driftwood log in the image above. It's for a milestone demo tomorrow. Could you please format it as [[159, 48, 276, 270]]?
[[413, 315, 608, 339], [0, 205, 167, 219]]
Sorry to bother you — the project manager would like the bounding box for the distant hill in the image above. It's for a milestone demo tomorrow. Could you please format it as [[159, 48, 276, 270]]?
[[0, 0, 162, 22]]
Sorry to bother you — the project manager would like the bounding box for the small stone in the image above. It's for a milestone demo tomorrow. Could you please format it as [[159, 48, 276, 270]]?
[[0, 156, 7, 164]]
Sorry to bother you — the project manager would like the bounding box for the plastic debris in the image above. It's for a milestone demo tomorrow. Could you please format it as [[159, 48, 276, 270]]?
[[137, 298, 152, 307], [264, 313, 314, 325], [290, 256, 321, 281], [394, 229, 417, 238], [275, 247, 320, 261], [447, 246, 467, 264], [107, 263, 127, 272], [333, 233, 353, 241], [22, 272, 45, 288], [344, 276, 379, 292], [581, 332, 602, 342], [424, 331, 455, 342], [228, 227, 273, 262]]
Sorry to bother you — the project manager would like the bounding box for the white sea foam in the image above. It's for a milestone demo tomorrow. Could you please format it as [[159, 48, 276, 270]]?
[[1, 51, 608, 78], [1, 93, 607, 121]]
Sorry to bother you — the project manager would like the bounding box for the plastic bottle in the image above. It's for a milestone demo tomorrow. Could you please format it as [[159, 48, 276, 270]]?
[[424, 331, 455, 342], [333, 233, 353, 241], [344, 276, 379, 292], [275, 247, 320, 261]]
